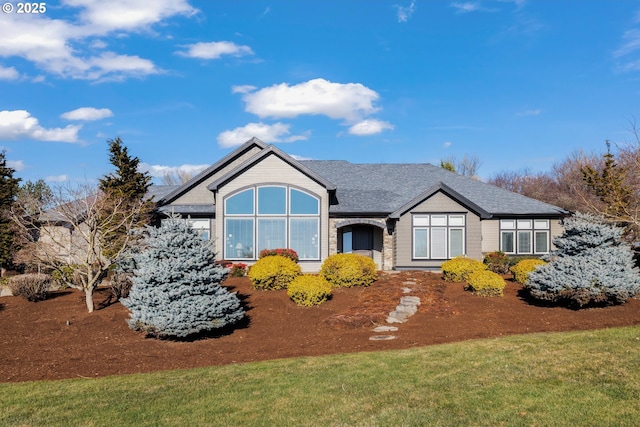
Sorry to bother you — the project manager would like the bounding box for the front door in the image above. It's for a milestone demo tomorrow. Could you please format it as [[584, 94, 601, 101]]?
[[341, 225, 374, 257]]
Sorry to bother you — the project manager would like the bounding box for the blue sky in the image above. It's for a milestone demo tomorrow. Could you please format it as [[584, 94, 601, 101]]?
[[1, 0, 640, 185]]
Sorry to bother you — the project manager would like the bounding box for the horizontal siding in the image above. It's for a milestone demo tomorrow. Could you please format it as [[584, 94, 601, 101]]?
[[550, 218, 563, 250], [215, 154, 330, 264], [395, 191, 482, 268], [481, 220, 499, 253]]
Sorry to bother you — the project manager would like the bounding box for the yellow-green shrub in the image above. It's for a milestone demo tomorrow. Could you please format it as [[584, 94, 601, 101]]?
[[510, 259, 547, 284], [320, 253, 378, 288], [465, 270, 506, 297], [287, 275, 332, 306], [441, 256, 487, 282], [248, 255, 301, 290]]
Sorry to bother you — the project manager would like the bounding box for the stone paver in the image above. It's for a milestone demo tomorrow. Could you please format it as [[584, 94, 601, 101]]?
[[373, 325, 398, 332], [371, 290, 422, 340], [369, 335, 397, 341]]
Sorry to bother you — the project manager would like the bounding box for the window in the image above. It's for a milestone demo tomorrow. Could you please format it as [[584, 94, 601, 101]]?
[[413, 214, 466, 260], [224, 186, 320, 260], [500, 219, 550, 254], [188, 218, 211, 240]]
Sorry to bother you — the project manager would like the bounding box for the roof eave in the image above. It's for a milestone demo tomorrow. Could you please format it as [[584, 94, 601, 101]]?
[[388, 182, 492, 220], [207, 145, 336, 192], [158, 137, 268, 204]]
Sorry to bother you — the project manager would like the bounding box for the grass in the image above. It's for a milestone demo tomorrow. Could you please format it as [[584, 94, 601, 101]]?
[[2, 326, 640, 426]]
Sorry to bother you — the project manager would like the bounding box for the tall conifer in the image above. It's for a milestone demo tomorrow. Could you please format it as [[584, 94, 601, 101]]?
[[0, 151, 20, 270], [122, 217, 245, 338]]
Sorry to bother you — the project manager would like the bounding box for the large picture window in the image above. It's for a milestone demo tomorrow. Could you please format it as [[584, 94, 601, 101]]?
[[500, 219, 550, 255], [412, 214, 466, 260], [224, 186, 320, 260]]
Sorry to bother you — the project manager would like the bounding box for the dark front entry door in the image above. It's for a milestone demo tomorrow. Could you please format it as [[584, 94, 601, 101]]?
[[341, 225, 374, 257]]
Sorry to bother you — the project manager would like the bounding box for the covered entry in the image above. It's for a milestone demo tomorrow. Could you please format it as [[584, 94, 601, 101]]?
[[336, 219, 385, 261]]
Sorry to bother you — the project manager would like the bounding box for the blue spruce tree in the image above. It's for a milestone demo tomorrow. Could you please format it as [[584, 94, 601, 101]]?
[[526, 212, 640, 307], [122, 217, 245, 338]]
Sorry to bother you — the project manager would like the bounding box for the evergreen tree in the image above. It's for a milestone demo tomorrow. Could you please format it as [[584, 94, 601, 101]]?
[[526, 212, 640, 307], [99, 137, 151, 199], [122, 217, 245, 338], [98, 137, 153, 259], [0, 151, 21, 270], [17, 179, 54, 215], [582, 141, 633, 224]]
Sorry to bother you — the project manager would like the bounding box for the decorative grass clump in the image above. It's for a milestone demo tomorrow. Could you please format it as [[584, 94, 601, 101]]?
[[510, 259, 546, 285], [248, 255, 301, 290], [287, 275, 332, 306], [465, 270, 506, 297], [320, 253, 378, 288], [441, 256, 486, 282], [8, 273, 51, 301], [483, 251, 511, 274]]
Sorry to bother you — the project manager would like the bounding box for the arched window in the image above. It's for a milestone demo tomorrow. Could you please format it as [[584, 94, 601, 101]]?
[[224, 186, 320, 260]]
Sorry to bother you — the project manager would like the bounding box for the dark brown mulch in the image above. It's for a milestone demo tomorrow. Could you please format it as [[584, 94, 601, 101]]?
[[2, 271, 640, 383]]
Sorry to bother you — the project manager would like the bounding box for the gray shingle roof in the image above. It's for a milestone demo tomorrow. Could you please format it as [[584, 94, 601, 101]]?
[[300, 160, 566, 217]]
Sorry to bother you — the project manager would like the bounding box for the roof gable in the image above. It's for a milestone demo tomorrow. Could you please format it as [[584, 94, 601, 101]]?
[[389, 182, 492, 219], [158, 137, 267, 204], [207, 145, 336, 192]]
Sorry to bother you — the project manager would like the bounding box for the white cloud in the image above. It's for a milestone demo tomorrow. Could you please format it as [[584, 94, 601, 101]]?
[[0, 110, 81, 143], [45, 174, 69, 182], [177, 41, 254, 60], [348, 119, 394, 136], [516, 109, 542, 116], [232, 85, 257, 94], [7, 160, 24, 171], [395, 0, 416, 23], [443, 141, 452, 148], [0, 65, 19, 80], [64, 0, 197, 34], [0, 0, 196, 80], [139, 163, 208, 178], [61, 107, 113, 121], [217, 122, 309, 148], [239, 78, 381, 122], [290, 154, 313, 161], [450, 2, 496, 13]]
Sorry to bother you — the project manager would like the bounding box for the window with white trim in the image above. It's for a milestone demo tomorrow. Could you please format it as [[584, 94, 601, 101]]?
[[224, 186, 320, 260], [188, 218, 211, 240], [500, 219, 550, 255], [413, 214, 466, 260]]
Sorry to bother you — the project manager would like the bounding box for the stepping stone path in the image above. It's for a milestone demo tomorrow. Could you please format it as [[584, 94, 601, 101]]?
[[369, 280, 422, 341]]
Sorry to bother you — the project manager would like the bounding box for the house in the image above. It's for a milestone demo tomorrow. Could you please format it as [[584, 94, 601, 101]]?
[[154, 137, 567, 271]]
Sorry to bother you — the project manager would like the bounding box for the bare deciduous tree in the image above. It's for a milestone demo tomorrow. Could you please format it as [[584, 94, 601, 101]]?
[[11, 183, 148, 313], [160, 170, 193, 186], [440, 155, 482, 178]]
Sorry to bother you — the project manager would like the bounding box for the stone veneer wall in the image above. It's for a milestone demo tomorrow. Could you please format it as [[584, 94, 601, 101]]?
[[329, 218, 395, 271]]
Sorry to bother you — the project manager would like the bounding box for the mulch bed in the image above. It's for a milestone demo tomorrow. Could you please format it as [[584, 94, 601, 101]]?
[[2, 271, 640, 383]]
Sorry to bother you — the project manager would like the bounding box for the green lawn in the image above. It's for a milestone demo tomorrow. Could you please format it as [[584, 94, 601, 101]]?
[[2, 326, 640, 426]]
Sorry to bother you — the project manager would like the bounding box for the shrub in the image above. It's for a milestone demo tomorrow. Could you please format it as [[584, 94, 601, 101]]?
[[511, 259, 546, 285], [50, 264, 79, 288], [441, 257, 486, 282], [228, 263, 248, 277], [465, 270, 506, 297], [287, 275, 332, 306], [248, 255, 302, 290], [109, 272, 133, 301], [8, 273, 51, 301], [526, 213, 640, 307], [259, 248, 299, 263], [122, 217, 245, 339], [483, 251, 511, 274], [320, 253, 378, 288]]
